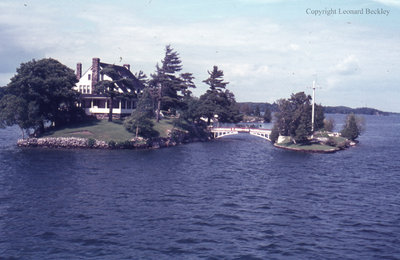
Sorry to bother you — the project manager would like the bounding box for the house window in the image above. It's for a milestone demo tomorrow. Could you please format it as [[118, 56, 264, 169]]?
[[88, 74, 91, 80]]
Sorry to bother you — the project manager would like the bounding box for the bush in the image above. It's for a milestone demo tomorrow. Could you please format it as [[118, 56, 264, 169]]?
[[325, 137, 337, 147], [116, 140, 133, 149], [108, 140, 116, 149], [87, 138, 96, 148], [323, 118, 335, 132], [269, 125, 280, 143], [124, 111, 159, 139]]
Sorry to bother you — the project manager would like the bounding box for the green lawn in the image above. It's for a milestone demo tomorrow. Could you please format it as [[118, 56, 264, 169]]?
[[151, 118, 175, 138], [43, 119, 176, 142], [43, 120, 134, 142], [280, 143, 339, 152]]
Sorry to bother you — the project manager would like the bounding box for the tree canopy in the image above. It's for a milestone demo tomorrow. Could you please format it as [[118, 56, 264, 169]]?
[[198, 66, 242, 124], [341, 113, 364, 140], [0, 58, 82, 136], [150, 45, 195, 115], [274, 92, 324, 143], [203, 66, 229, 91], [94, 66, 138, 122]]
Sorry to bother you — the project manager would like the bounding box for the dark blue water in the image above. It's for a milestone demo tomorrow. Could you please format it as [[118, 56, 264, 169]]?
[[1, 114, 400, 259]]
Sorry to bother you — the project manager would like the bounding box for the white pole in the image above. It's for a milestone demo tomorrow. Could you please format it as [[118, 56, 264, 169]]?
[[311, 80, 315, 132]]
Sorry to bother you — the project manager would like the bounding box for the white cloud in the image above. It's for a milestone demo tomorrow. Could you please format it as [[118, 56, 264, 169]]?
[[334, 55, 360, 75], [372, 0, 400, 7], [0, 1, 399, 111]]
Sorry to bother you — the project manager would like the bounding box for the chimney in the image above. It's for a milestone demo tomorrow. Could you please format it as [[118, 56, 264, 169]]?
[[76, 62, 82, 80], [123, 64, 130, 71], [91, 58, 100, 91]]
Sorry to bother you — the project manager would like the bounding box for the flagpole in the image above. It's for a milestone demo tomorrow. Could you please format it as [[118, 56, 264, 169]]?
[[311, 80, 315, 132]]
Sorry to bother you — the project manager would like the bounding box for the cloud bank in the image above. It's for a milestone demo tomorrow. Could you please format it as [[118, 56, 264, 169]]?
[[0, 0, 399, 112]]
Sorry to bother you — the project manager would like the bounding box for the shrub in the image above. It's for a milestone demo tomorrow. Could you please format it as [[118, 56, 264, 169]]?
[[116, 140, 133, 149], [108, 140, 116, 149], [323, 118, 335, 132], [87, 138, 96, 148], [124, 112, 159, 139], [269, 125, 280, 143], [325, 137, 337, 147]]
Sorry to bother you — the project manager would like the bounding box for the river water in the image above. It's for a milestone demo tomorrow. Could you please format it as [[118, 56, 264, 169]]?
[[0, 114, 399, 259]]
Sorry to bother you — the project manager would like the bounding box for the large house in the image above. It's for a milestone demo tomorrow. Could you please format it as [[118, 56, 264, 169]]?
[[74, 58, 144, 119]]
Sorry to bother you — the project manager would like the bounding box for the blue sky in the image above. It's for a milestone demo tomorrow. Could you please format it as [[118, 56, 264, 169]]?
[[1, 0, 399, 112]]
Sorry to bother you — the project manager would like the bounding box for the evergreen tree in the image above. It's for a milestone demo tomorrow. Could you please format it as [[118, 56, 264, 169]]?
[[150, 45, 195, 119], [254, 105, 261, 117], [94, 66, 138, 122], [134, 70, 148, 86], [180, 72, 196, 97], [323, 118, 335, 132], [136, 87, 155, 117], [314, 104, 325, 131], [124, 111, 159, 139], [202, 66, 228, 91], [263, 108, 272, 123], [341, 113, 363, 140], [274, 92, 324, 143], [198, 66, 241, 124]]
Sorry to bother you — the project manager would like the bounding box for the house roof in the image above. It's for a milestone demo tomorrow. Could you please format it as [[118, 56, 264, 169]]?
[[99, 62, 145, 92]]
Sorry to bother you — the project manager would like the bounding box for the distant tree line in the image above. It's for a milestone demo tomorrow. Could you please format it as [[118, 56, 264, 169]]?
[[323, 106, 389, 116], [237, 102, 391, 116]]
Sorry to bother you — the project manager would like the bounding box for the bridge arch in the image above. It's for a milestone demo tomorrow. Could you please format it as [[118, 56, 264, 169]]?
[[210, 127, 272, 141]]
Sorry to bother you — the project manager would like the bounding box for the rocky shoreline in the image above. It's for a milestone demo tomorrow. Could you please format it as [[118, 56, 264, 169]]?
[[273, 143, 339, 153], [273, 140, 357, 153], [17, 130, 210, 150]]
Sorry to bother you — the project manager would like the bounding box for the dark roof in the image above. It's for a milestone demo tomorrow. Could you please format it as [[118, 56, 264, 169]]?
[[99, 62, 145, 92]]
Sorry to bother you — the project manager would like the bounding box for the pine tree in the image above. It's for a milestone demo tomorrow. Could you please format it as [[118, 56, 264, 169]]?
[[203, 66, 229, 91], [198, 66, 241, 124], [341, 113, 361, 140], [94, 66, 137, 122]]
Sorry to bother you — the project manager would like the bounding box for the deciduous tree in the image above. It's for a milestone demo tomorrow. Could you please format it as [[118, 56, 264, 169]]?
[[0, 58, 81, 136], [274, 92, 325, 143]]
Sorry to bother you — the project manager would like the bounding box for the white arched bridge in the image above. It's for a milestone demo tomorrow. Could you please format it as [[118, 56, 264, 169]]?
[[210, 127, 272, 141]]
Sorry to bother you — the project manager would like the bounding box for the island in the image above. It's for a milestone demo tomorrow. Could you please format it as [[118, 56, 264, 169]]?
[[1, 47, 364, 153]]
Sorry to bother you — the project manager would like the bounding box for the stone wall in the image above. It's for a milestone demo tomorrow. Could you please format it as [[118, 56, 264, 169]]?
[[17, 137, 108, 149], [16, 129, 210, 150]]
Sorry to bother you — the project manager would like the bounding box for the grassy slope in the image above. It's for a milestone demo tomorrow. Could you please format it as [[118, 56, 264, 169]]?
[[276, 134, 349, 152], [151, 118, 174, 138], [43, 120, 134, 142], [43, 119, 177, 142], [278, 142, 339, 152]]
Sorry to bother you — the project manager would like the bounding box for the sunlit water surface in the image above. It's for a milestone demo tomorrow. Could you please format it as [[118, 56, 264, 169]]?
[[1, 114, 399, 259]]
